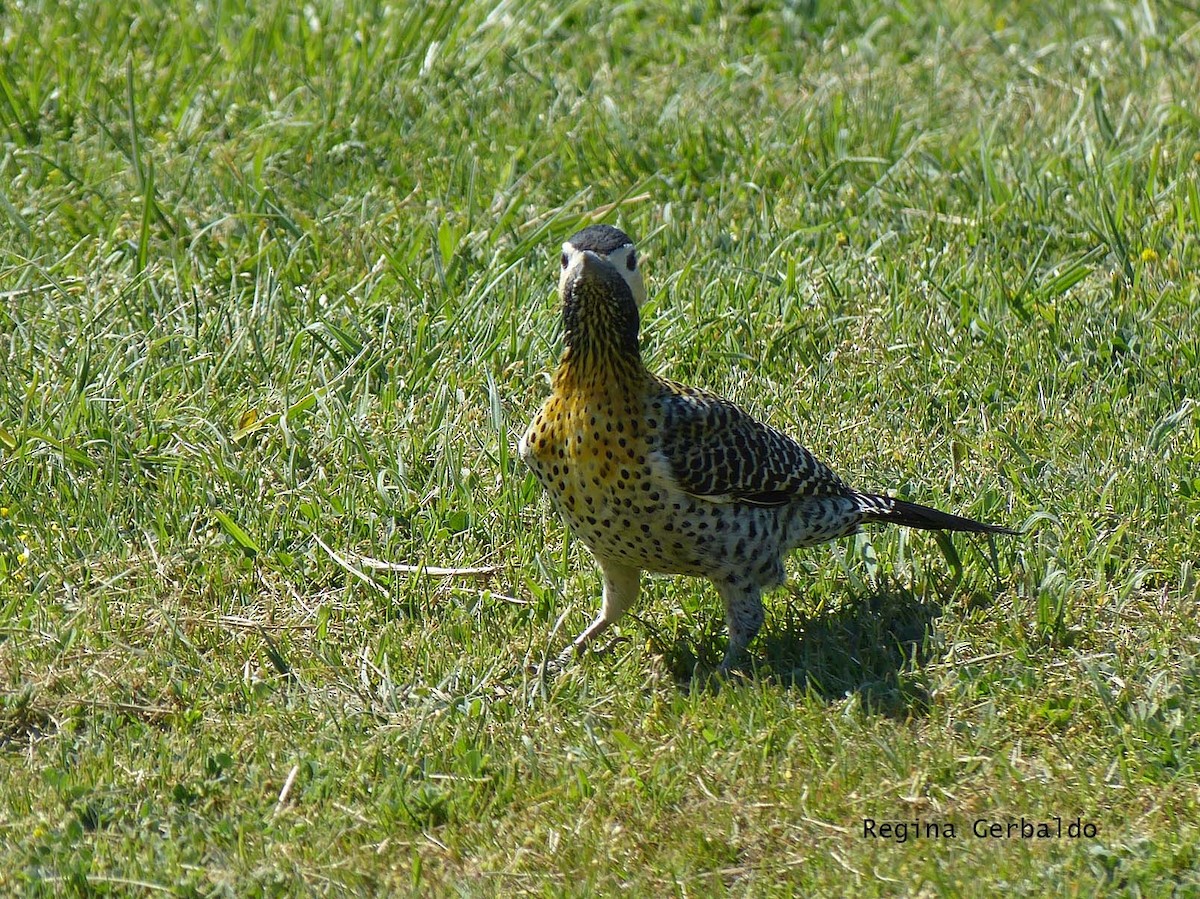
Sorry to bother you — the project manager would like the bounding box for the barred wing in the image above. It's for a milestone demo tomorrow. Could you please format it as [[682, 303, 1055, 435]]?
[[653, 383, 848, 506]]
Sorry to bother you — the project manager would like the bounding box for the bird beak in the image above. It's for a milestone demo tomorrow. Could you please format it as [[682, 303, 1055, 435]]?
[[579, 250, 604, 270], [565, 250, 603, 288]]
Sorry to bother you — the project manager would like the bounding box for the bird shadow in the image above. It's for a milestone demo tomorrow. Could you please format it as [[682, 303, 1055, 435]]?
[[657, 577, 964, 718]]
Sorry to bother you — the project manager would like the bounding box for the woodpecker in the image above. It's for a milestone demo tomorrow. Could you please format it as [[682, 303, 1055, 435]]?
[[519, 226, 1015, 671]]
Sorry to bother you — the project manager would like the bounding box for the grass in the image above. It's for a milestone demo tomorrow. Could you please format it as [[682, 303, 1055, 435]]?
[[2, 0, 1199, 893]]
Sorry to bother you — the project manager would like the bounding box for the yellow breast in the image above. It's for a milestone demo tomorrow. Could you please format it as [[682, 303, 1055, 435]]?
[[520, 386, 644, 520]]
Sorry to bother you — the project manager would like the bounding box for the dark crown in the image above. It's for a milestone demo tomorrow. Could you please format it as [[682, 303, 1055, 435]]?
[[567, 224, 634, 255]]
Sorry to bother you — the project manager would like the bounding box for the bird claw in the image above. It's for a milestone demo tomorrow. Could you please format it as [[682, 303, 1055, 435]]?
[[523, 644, 579, 680], [525, 656, 565, 679], [592, 635, 630, 657], [525, 636, 628, 685]]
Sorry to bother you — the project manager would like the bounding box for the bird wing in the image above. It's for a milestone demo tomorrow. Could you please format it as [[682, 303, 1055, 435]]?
[[650, 380, 849, 506]]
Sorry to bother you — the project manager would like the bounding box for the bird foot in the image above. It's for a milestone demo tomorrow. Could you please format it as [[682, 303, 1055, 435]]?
[[524, 652, 569, 679], [592, 635, 630, 657]]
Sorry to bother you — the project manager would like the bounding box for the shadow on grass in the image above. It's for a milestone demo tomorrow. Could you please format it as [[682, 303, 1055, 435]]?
[[660, 579, 962, 718]]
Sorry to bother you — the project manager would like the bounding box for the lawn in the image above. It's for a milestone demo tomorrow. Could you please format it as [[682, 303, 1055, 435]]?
[[2, 0, 1199, 894]]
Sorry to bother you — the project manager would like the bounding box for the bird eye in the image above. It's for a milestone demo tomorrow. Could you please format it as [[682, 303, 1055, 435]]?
[[627, 249, 637, 271], [561, 252, 568, 269]]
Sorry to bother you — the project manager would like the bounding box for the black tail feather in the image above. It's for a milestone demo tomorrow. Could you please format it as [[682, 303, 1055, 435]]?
[[857, 493, 1019, 535]]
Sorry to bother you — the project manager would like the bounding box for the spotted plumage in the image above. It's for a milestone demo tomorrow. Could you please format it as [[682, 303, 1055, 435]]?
[[519, 226, 1017, 671]]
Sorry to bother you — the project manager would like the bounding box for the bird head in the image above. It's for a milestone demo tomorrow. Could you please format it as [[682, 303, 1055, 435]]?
[[560, 224, 646, 308], [559, 241, 641, 364]]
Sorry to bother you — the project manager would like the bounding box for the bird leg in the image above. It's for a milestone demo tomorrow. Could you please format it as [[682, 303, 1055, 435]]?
[[716, 579, 764, 672], [556, 560, 641, 666]]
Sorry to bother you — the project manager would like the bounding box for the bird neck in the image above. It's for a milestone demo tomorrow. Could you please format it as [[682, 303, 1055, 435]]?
[[554, 282, 646, 392], [553, 342, 647, 394]]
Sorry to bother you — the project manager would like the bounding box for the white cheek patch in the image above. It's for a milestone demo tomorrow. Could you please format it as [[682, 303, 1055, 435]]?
[[618, 263, 646, 308], [560, 248, 587, 292], [629, 270, 647, 308]]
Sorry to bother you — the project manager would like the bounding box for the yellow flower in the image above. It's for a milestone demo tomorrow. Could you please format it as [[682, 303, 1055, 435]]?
[[1140, 247, 1159, 263]]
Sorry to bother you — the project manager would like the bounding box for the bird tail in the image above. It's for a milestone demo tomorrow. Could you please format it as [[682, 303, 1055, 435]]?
[[855, 493, 1019, 535]]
